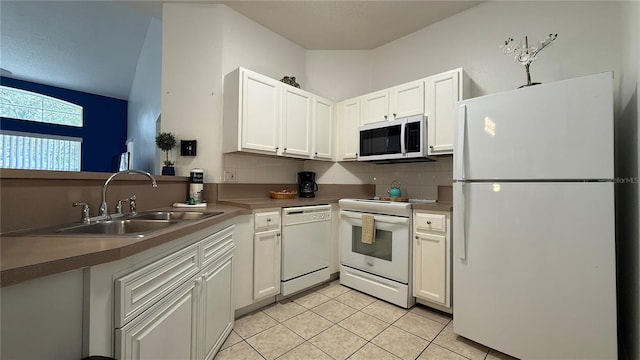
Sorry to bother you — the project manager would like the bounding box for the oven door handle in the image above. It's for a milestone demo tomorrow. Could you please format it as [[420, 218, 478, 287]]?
[[340, 210, 409, 224]]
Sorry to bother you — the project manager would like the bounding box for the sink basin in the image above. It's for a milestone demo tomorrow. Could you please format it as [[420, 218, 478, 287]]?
[[131, 211, 223, 221], [55, 219, 179, 236], [3, 210, 224, 238]]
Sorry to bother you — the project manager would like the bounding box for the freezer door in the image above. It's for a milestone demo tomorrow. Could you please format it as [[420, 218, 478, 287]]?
[[454, 72, 614, 181], [453, 182, 617, 359]]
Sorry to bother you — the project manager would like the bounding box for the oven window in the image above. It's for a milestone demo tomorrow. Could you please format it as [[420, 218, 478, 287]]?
[[351, 226, 392, 261]]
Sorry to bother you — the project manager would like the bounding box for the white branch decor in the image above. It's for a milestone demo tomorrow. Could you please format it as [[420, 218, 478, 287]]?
[[501, 33, 558, 88]]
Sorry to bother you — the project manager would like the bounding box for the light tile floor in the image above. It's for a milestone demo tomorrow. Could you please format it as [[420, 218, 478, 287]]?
[[215, 281, 518, 360]]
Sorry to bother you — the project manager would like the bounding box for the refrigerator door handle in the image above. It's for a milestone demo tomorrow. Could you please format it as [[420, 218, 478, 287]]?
[[454, 183, 467, 260], [455, 104, 467, 180]]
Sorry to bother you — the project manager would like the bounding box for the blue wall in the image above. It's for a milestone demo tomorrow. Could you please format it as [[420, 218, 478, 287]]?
[[0, 77, 127, 172]]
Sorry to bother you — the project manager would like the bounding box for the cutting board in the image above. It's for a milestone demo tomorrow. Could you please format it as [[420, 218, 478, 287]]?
[[379, 196, 409, 202]]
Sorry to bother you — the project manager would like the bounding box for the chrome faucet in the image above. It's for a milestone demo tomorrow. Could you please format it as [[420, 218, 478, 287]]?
[[99, 170, 157, 217]]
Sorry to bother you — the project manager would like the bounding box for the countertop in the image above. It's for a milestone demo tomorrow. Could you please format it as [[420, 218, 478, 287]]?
[[0, 203, 250, 287], [216, 196, 340, 209], [1, 196, 451, 287], [412, 201, 453, 212]]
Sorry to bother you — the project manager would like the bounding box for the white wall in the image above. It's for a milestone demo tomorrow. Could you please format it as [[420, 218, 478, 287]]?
[[162, 4, 307, 183], [128, 17, 162, 173], [162, 3, 225, 181]]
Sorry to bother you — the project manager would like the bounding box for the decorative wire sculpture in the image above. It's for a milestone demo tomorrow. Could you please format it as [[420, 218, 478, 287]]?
[[501, 33, 558, 88]]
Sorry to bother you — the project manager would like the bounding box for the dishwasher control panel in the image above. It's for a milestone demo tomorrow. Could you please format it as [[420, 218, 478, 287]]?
[[282, 204, 331, 225]]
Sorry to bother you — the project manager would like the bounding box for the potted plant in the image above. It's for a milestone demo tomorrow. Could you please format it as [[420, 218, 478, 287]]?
[[155, 132, 177, 175]]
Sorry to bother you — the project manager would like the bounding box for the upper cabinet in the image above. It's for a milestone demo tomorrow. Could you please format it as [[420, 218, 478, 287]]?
[[425, 68, 470, 155], [360, 80, 425, 125], [313, 96, 334, 160], [282, 86, 313, 158], [224, 67, 335, 161], [338, 97, 360, 161], [224, 68, 281, 155]]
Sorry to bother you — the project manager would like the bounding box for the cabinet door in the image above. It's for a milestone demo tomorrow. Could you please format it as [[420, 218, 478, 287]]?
[[116, 279, 197, 360], [241, 70, 281, 154], [426, 70, 460, 155], [360, 90, 389, 125], [313, 96, 334, 160], [339, 98, 360, 160], [282, 86, 312, 158], [253, 229, 281, 300], [200, 254, 234, 360], [390, 80, 424, 119], [413, 231, 447, 305]]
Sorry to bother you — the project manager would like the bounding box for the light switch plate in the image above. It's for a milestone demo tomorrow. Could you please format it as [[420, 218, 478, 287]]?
[[224, 169, 237, 182]]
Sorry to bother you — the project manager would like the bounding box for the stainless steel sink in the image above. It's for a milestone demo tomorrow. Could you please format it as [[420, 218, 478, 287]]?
[[131, 211, 223, 221], [55, 219, 179, 236], [3, 210, 224, 237]]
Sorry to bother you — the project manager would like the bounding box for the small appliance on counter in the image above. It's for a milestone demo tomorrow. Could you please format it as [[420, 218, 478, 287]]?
[[189, 168, 204, 204], [297, 171, 318, 198]]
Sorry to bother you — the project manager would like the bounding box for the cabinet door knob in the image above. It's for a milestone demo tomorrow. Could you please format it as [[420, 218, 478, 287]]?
[[415, 235, 419, 240], [315, 152, 318, 156], [275, 147, 279, 152], [384, 115, 388, 120], [283, 148, 287, 152], [267, 218, 271, 222], [429, 145, 434, 149], [393, 113, 397, 118], [427, 221, 431, 225]]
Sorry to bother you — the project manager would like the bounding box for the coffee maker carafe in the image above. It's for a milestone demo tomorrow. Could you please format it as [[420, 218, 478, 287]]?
[[298, 171, 318, 198]]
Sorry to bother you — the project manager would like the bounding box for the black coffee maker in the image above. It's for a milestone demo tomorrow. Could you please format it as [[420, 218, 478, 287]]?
[[298, 171, 318, 198]]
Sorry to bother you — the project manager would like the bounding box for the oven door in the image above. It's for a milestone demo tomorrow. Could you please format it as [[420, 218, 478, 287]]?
[[340, 210, 410, 283]]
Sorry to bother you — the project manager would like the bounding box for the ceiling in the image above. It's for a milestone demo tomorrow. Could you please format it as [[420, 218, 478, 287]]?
[[0, 1, 481, 99]]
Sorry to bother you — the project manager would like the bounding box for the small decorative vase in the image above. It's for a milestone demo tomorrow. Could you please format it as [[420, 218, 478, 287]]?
[[162, 166, 175, 176]]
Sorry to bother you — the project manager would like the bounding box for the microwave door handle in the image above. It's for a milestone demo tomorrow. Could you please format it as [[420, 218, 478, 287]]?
[[400, 122, 407, 154]]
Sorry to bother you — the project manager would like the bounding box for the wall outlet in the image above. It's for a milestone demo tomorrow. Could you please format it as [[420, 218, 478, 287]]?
[[224, 169, 237, 182]]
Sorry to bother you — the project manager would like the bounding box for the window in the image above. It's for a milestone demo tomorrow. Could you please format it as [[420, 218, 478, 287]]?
[[0, 85, 83, 127], [0, 85, 84, 171], [0, 131, 82, 171]]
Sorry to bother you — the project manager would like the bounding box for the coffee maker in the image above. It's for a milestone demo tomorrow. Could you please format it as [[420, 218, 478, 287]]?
[[298, 171, 318, 198]]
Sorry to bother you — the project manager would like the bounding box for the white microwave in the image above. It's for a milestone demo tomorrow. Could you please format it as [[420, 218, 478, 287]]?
[[358, 115, 435, 163]]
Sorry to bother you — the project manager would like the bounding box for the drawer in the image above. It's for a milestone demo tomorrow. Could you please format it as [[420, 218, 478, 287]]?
[[254, 211, 280, 232], [201, 225, 235, 267], [115, 243, 200, 328], [415, 212, 446, 232]]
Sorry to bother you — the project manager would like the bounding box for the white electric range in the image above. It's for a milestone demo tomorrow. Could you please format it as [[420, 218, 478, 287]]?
[[338, 198, 435, 308]]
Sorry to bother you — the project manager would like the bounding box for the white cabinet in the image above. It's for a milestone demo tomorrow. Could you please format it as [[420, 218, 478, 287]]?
[[200, 253, 234, 360], [413, 211, 451, 312], [390, 80, 425, 119], [253, 210, 281, 301], [312, 96, 334, 160], [360, 90, 390, 125], [282, 85, 312, 158], [117, 278, 198, 360], [116, 225, 235, 360], [360, 80, 425, 125], [338, 97, 360, 160], [425, 68, 469, 155], [224, 67, 281, 155], [224, 67, 335, 161]]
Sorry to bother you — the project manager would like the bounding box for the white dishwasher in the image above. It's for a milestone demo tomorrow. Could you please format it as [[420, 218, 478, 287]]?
[[281, 204, 332, 296]]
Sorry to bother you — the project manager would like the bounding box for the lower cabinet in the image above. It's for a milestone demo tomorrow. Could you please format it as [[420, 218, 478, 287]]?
[[413, 211, 452, 312], [115, 225, 235, 360], [252, 209, 281, 301]]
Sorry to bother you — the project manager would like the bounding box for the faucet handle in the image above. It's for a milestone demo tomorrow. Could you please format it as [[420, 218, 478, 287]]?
[[73, 202, 90, 223], [129, 194, 137, 216], [115, 198, 129, 215]]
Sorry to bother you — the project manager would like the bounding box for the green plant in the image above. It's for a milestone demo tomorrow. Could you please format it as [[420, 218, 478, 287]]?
[[155, 132, 177, 166]]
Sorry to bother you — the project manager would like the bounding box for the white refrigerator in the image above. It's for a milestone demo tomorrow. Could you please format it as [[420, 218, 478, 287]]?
[[452, 72, 617, 359]]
